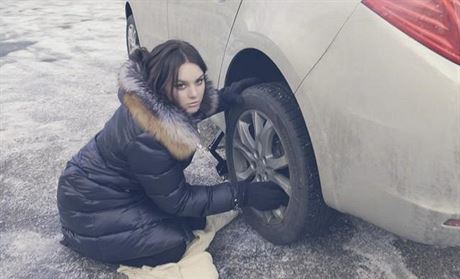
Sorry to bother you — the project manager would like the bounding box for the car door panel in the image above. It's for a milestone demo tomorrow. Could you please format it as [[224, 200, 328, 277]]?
[[129, 0, 168, 50], [220, 0, 360, 91], [168, 0, 242, 84]]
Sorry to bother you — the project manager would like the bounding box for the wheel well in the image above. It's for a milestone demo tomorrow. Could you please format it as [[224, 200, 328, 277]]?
[[225, 49, 289, 89], [125, 2, 133, 19]]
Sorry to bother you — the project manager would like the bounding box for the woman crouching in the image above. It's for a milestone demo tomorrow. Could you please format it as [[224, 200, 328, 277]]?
[[57, 39, 288, 267]]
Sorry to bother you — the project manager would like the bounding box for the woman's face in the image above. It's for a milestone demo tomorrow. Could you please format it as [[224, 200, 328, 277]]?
[[171, 62, 206, 114]]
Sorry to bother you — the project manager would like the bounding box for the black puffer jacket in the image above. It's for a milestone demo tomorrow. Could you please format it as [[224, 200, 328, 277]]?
[[57, 59, 237, 263]]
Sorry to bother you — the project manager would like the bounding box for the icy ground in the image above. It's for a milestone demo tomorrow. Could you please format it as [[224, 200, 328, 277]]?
[[0, 1, 459, 279]]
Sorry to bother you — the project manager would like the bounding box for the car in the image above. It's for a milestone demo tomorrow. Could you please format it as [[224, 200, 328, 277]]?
[[124, 0, 460, 247]]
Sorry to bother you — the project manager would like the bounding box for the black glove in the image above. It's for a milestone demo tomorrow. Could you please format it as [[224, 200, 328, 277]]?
[[217, 77, 261, 111], [237, 181, 289, 211]]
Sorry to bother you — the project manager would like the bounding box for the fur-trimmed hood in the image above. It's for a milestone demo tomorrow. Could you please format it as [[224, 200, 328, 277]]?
[[117, 59, 219, 160]]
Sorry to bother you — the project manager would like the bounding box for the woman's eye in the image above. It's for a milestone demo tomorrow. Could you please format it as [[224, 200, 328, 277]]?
[[196, 79, 204, 85], [175, 83, 186, 90]]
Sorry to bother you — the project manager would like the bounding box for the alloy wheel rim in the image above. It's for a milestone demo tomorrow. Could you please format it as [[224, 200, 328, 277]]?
[[127, 24, 139, 54], [232, 110, 291, 224]]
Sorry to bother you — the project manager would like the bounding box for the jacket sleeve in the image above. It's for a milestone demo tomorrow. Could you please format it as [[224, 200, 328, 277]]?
[[125, 133, 238, 217]]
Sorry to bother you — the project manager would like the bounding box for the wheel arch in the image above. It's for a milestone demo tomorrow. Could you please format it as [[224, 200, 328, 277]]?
[[223, 47, 331, 210], [223, 47, 319, 163], [224, 48, 289, 89], [125, 2, 133, 19]]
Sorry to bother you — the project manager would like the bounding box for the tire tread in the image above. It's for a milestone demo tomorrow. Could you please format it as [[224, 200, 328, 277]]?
[[226, 82, 335, 244]]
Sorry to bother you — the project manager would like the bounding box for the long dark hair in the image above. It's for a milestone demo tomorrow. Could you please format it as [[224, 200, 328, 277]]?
[[129, 40, 208, 101]]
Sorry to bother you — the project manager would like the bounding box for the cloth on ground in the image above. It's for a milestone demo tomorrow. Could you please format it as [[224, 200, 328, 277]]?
[[117, 210, 238, 279]]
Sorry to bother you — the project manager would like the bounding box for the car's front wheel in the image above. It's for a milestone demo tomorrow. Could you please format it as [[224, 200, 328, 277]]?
[[225, 82, 334, 244], [126, 15, 140, 55]]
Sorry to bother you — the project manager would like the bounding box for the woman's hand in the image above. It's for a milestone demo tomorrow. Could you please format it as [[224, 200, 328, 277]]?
[[218, 77, 261, 111], [237, 181, 289, 211]]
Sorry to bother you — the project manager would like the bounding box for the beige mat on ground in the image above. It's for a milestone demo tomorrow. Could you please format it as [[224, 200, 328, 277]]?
[[117, 210, 239, 279]]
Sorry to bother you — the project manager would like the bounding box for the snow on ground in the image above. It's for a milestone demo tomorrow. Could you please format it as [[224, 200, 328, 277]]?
[[1, 1, 128, 278], [1, 1, 459, 279]]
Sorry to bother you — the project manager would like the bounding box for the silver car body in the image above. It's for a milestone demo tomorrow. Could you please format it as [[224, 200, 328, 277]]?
[[126, 0, 460, 247]]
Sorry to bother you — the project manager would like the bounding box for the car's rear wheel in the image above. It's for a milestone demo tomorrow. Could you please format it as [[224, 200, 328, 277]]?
[[225, 82, 334, 244], [126, 15, 140, 55]]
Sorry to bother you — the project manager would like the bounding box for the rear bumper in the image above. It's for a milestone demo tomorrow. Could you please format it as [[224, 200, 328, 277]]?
[[342, 184, 460, 247], [295, 4, 460, 246]]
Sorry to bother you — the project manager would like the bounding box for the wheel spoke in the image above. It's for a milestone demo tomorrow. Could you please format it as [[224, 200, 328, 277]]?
[[128, 26, 139, 53], [263, 211, 273, 223], [252, 203, 285, 224], [259, 121, 275, 157], [267, 171, 291, 196], [266, 154, 288, 170], [272, 208, 285, 220], [252, 111, 264, 140], [236, 165, 255, 181], [234, 140, 256, 162], [252, 111, 265, 155], [237, 120, 256, 150]]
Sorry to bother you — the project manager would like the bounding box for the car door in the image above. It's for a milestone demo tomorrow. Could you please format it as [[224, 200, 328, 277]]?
[[129, 0, 168, 50], [167, 0, 242, 85]]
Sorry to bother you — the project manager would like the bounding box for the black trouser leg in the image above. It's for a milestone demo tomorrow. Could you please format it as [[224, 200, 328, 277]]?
[[184, 216, 207, 230]]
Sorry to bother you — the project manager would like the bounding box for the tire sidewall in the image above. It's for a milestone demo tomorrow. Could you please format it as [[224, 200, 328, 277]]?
[[226, 83, 313, 244]]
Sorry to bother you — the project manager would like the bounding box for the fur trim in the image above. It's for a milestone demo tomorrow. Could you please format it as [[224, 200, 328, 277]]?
[[118, 60, 219, 160]]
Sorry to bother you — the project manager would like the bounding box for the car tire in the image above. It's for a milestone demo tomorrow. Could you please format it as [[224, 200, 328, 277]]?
[[225, 82, 335, 244], [126, 15, 140, 55]]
